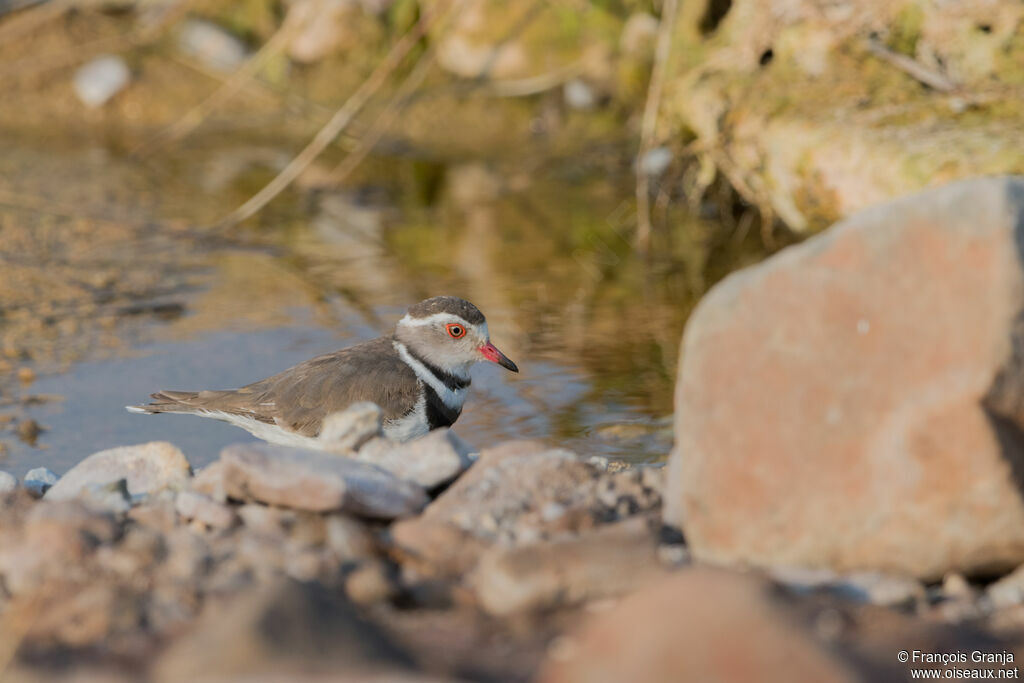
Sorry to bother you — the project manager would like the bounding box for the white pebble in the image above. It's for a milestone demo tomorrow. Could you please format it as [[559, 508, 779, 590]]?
[[24, 467, 59, 498], [73, 55, 131, 108]]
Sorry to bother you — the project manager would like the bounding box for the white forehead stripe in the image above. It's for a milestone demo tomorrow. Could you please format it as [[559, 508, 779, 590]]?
[[397, 312, 476, 329]]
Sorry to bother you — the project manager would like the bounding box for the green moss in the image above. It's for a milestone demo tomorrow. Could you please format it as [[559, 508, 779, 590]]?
[[388, 0, 420, 35], [889, 3, 924, 56], [200, 0, 281, 43]]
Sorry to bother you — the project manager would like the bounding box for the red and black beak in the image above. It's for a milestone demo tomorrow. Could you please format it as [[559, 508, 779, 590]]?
[[479, 342, 519, 372]]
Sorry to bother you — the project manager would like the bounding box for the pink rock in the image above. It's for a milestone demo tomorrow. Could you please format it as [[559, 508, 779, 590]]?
[[538, 568, 858, 683], [666, 177, 1024, 579]]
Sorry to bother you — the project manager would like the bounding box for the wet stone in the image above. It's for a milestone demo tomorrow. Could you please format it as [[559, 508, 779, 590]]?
[[0, 470, 17, 493], [24, 466, 59, 498], [770, 567, 926, 609]]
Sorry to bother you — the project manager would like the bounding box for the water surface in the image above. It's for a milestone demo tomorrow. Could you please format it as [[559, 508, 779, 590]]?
[[0, 134, 766, 474]]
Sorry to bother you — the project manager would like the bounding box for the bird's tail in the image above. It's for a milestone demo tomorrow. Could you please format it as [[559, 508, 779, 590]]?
[[125, 390, 202, 415]]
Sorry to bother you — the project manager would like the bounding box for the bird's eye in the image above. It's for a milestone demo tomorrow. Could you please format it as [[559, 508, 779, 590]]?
[[446, 323, 466, 338]]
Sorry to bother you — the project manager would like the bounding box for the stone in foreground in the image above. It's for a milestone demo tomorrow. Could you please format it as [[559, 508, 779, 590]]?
[[153, 579, 414, 682], [46, 442, 191, 502], [355, 428, 474, 488], [538, 569, 861, 683], [0, 470, 17, 494], [667, 177, 1024, 579], [472, 517, 666, 616], [221, 442, 427, 519]]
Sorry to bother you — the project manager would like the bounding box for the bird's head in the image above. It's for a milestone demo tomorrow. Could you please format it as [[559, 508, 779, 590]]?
[[394, 296, 519, 376]]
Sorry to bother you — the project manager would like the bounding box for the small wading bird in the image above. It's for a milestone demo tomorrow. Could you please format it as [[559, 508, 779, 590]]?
[[127, 296, 518, 446]]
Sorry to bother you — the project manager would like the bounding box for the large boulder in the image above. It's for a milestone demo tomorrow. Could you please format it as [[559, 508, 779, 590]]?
[[666, 176, 1024, 579]]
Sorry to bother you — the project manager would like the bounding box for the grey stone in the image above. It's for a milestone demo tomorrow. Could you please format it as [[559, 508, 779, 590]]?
[[73, 55, 130, 108], [770, 567, 926, 608], [46, 441, 191, 502], [988, 564, 1024, 609], [319, 402, 383, 453], [563, 79, 597, 110], [221, 442, 427, 519], [0, 470, 17, 494], [24, 467, 59, 498], [177, 19, 248, 72], [390, 441, 607, 577], [354, 428, 474, 488], [80, 479, 132, 514], [638, 147, 673, 178], [176, 490, 237, 529]]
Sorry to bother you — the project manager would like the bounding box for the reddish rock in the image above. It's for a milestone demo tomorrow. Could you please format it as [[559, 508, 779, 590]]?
[[472, 517, 666, 616], [667, 177, 1024, 579], [539, 568, 858, 683]]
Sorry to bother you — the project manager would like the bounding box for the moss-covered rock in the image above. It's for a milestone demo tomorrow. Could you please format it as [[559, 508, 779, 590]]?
[[664, 0, 1024, 232]]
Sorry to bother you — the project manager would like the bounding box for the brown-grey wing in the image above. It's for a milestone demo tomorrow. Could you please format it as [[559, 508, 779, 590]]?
[[242, 337, 421, 437]]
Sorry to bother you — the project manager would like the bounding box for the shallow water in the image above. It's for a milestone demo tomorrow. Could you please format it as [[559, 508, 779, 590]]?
[[0, 134, 766, 475]]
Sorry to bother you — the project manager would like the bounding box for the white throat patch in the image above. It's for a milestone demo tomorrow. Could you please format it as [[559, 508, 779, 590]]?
[[393, 341, 467, 410]]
